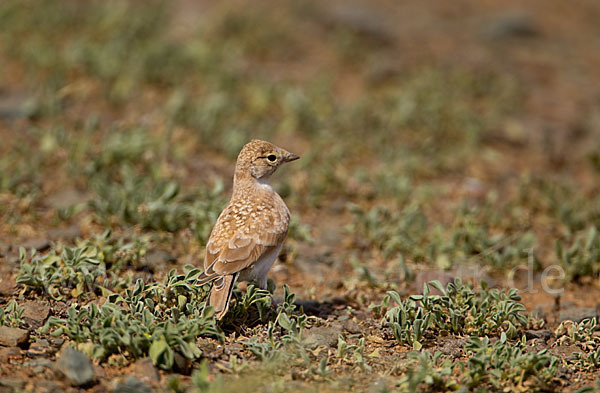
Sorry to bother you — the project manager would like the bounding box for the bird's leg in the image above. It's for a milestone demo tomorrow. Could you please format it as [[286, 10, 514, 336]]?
[[258, 276, 278, 315]]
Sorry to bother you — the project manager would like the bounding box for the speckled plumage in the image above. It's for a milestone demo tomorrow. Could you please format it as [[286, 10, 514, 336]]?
[[197, 140, 300, 320]]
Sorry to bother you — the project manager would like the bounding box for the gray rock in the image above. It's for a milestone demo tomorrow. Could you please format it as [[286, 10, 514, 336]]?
[[0, 242, 9, 257], [340, 319, 361, 334], [48, 225, 81, 242], [558, 307, 598, 323], [524, 330, 553, 341], [0, 277, 17, 296], [0, 326, 29, 347], [484, 11, 538, 40], [24, 358, 53, 374], [324, 3, 394, 44], [18, 238, 50, 252], [173, 351, 191, 374], [0, 377, 25, 390], [0, 90, 36, 120], [130, 358, 160, 383], [31, 380, 62, 393], [56, 347, 95, 386], [46, 188, 89, 210], [27, 338, 54, 357], [438, 337, 469, 357], [143, 249, 176, 271], [302, 326, 343, 349], [22, 301, 50, 328], [0, 346, 21, 358], [113, 376, 152, 393]]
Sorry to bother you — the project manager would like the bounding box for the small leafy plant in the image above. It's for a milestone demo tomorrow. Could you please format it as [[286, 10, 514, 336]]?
[[398, 334, 559, 392], [556, 226, 600, 281], [0, 300, 25, 328], [555, 318, 600, 370], [464, 333, 558, 390], [377, 279, 528, 349], [17, 230, 148, 299], [42, 267, 222, 370]]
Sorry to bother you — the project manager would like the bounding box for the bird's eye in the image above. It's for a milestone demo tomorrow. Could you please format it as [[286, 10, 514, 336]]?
[[267, 154, 277, 162]]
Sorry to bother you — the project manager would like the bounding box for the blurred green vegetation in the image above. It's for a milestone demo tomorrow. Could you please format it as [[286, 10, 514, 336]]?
[[1, 0, 600, 391]]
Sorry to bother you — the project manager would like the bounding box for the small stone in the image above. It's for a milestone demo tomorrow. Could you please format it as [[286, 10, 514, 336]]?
[[524, 330, 553, 341], [484, 11, 538, 40], [197, 338, 218, 355], [113, 376, 152, 393], [558, 307, 598, 323], [340, 319, 361, 334], [0, 277, 17, 296], [0, 346, 21, 359], [0, 326, 29, 347], [0, 377, 25, 390], [22, 302, 50, 329], [47, 225, 81, 242], [24, 358, 53, 374], [438, 338, 468, 357], [130, 358, 160, 383], [550, 344, 580, 358], [46, 188, 89, 210], [18, 238, 50, 252], [143, 249, 176, 271], [56, 347, 95, 386], [27, 339, 54, 357], [302, 326, 343, 349], [173, 352, 191, 374], [33, 380, 62, 393], [0, 242, 9, 257], [0, 90, 36, 120], [324, 4, 394, 44]]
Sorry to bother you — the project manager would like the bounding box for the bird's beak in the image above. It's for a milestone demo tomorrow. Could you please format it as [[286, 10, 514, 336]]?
[[283, 151, 300, 162]]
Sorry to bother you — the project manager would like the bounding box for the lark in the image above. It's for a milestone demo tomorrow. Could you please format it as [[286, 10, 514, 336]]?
[[196, 139, 300, 320]]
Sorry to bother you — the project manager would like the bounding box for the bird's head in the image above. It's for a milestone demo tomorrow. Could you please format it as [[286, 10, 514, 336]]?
[[235, 139, 300, 182]]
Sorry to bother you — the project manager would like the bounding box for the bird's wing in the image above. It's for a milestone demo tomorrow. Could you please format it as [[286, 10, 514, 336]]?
[[208, 230, 285, 275], [197, 197, 289, 284]]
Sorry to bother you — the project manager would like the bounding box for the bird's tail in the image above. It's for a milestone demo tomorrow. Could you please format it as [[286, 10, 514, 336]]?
[[208, 273, 239, 320]]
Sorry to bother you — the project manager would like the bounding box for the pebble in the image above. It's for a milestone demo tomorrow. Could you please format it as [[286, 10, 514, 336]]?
[[0, 326, 29, 347], [143, 249, 176, 271], [47, 225, 81, 242], [0, 277, 17, 296], [340, 319, 361, 334], [0, 377, 25, 390], [558, 307, 598, 323], [324, 3, 394, 44], [22, 301, 50, 328], [524, 330, 553, 341], [302, 326, 343, 349], [46, 188, 89, 210], [130, 358, 160, 383], [483, 11, 539, 40], [112, 376, 152, 393], [0, 346, 21, 358], [18, 238, 50, 252], [55, 347, 95, 386]]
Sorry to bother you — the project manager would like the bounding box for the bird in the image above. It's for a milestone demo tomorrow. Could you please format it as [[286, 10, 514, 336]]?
[[196, 139, 300, 320]]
